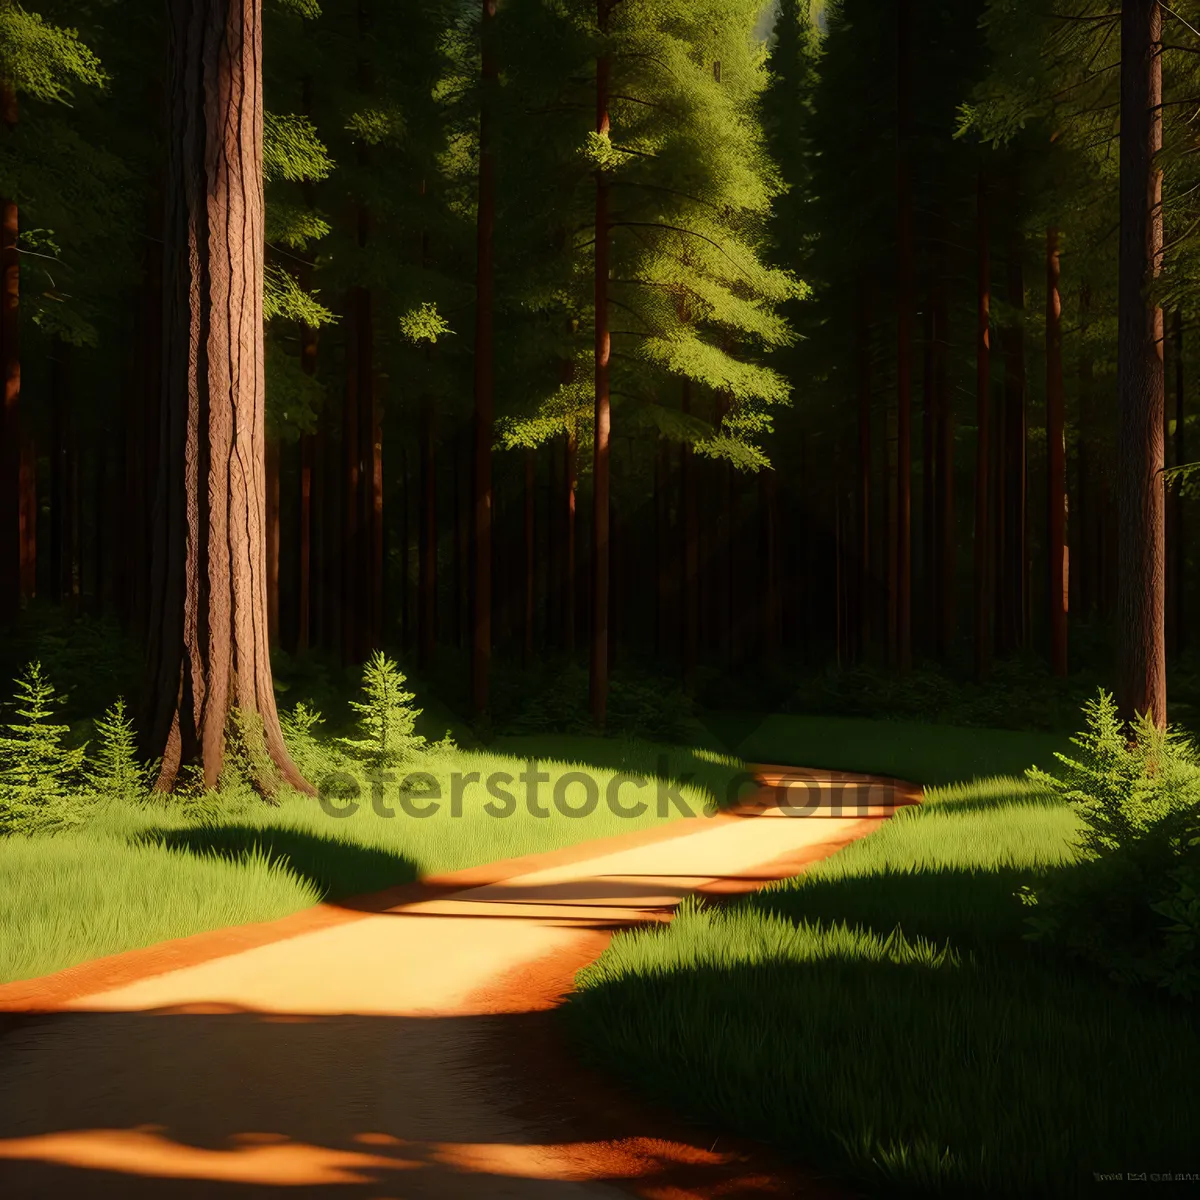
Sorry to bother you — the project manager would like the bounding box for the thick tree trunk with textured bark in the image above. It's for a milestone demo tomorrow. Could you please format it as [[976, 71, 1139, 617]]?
[[1117, 0, 1166, 727], [590, 17, 612, 727], [144, 0, 307, 793], [0, 81, 19, 626], [471, 0, 497, 715], [1046, 229, 1068, 676], [974, 172, 993, 680]]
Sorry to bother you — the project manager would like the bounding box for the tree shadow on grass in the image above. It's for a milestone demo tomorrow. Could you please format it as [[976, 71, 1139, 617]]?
[[141, 825, 420, 903]]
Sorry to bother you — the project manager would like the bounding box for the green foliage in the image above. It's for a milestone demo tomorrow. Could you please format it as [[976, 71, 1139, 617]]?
[[338, 652, 427, 769], [1023, 692, 1200, 997], [86, 697, 148, 804], [263, 111, 333, 183], [280, 701, 332, 784], [0, 662, 85, 834], [0, 5, 106, 102], [398, 301, 453, 345]]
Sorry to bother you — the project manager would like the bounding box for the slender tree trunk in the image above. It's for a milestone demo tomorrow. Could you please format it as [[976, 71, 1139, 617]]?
[[341, 294, 361, 664], [0, 81, 18, 626], [363, 290, 382, 654], [1075, 287, 1095, 618], [144, 0, 307, 793], [934, 268, 955, 658], [654, 439, 669, 658], [762, 467, 782, 659], [298, 432, 313, 654], [922, 292, 935, 654], [681, 384, 699, 688], [565, 426, 577, 653], [1117, 0, 1166, 727], [590, 18, 612, 727], [471, 0, 498, 715], [857, 283, 872, 656], [1046, 228, 1068, 676], [1170, 309, 1185, 653], [419, 392, 437, 671], [523, 446, 535, 665], [18, 434, 34, 602], [974, 171, 993, 680], [999, 242, 1028, 654], [894, 0, 914, 671]]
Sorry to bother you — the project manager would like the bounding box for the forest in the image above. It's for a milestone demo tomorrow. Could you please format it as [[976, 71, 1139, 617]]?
[[1, 4, 1199, 1199], [0, 0, 1191, 766]]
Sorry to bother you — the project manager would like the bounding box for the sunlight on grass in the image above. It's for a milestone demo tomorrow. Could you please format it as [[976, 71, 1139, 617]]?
[[0, 739, 736, 984], [565, 773, 1200, 1199]]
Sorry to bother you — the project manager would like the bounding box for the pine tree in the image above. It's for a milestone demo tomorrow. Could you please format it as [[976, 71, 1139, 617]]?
[[86, 696, 147, 803], [0, 660, 84, 831], [338, 650, 427, 769]]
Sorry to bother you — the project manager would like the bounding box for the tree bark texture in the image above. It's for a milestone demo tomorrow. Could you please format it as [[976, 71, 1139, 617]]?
[[144, 0, 308, 793]]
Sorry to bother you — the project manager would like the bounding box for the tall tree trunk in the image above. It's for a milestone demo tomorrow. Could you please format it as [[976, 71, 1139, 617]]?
[[297, 431, 313, 654], [342, 294, 361, 664], [0, 105, 22, 619], [654, 439, 669, 658], [1046, 229, 1068, 676], [974, 171, 993, 680], [681, 385, 699, 689], [471, 0, 497, 715], [1117, 0, 1166, 727], [18, 434, 34, 603], [523, 446, 535, 665], [50, 342, 77, 610], [922, 292, 935, 655], [1170, 309, 1185, 654], [565, 425, 577, 653], [762, 467, 782, 660], [590, 16, 612, 727], [0, 81, 18, 626], [1075, 287, 1095, 618], [144, 0, 307, 793], [894, 0, 914, 672], [999, 241, 1028, 655], [419, 393, 437, 671], [857, 283, 872, 657], [362, 290, 382, 654], [934, 267, 955, 658]]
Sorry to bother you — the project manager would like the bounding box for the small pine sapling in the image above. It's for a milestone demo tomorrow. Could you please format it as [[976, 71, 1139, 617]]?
[[339, 652, 427, 769], [280, 701, 332, 782], [86, 697, 149, 804], [0, 662, 86, 833]]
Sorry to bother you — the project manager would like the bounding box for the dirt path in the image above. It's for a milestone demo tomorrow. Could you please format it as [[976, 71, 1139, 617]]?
[[0, 775, 916, 1198]]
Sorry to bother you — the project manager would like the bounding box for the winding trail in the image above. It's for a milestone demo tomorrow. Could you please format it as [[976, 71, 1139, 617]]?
[[0, 767, 919, 1199]]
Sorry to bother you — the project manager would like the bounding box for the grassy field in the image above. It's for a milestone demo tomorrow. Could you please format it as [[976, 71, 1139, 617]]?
[[564, 773, 1200, 1199], [0, 739, 740, 984]]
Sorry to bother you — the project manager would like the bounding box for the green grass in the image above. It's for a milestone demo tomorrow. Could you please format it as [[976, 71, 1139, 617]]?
[[0, 738, 742, 984], [564, 774, 1200, 1199], [703, 710, 1072, 785]]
